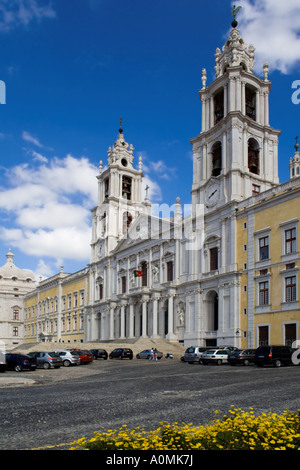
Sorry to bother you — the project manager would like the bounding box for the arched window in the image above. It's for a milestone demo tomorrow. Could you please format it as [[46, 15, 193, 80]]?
[[245, 85, 256, 120], [122, 176, 132, 200], [206, 290, 219, 331], [248, 138, 260, 175], [214, 89, 224, 123], [123, 211, 133, 233], [212, 141, 222, 176]]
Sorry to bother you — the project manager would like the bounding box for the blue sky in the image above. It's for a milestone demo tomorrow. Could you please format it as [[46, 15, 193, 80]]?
[[0, 0, 300, 279]]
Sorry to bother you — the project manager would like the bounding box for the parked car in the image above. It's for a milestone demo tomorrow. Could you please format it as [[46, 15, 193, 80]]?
[[5, 353, 37, 372], [228, 349, 256, 366], [109, 348, 133, 360], [218, 345, 239, 352], [27, 351, 63, 369], [0, 350, 6, 372], [201, 349, 230, 365], [91, 349, 108, 360], [183, 346, 210, 364], [70, 349, 93, 364], [254, 345, 293, 367], [136, 349, 163, 360], [55, 350, 81, 367]]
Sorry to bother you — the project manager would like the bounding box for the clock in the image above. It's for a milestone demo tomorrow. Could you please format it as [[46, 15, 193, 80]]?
[[205, 183, 220, 206]]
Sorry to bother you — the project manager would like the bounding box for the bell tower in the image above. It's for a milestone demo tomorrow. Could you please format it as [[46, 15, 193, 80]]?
[[191, 10, 281, 211], [289, 137, 300, 179], [90, 121, 151, 262]]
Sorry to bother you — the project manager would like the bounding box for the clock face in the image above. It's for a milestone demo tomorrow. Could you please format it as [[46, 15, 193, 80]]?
[[205, 183, 220, 206]]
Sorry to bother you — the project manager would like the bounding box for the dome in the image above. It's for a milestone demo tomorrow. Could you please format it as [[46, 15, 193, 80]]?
[[0, 249, 35, 282]]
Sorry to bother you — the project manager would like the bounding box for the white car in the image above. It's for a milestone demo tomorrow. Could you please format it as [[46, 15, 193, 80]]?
[[201, 349, 230, 365], [55, 350, 81, 367]]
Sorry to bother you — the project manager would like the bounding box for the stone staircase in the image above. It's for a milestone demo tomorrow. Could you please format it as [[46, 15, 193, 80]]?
[[13, 338, 185, 358]]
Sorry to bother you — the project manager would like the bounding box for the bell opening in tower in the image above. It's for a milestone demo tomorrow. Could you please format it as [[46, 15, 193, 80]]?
[[214, 89, 224, 124], [245, 85, 256, 121], [248, 138, 260, 175], [122, 175, 132, 200], [212, 141, 222, 177]]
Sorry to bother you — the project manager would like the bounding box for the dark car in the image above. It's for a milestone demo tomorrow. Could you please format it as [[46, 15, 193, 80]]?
[[254, 345, 293, 367], [27, 351, 63, 369], [91, 349, 108, 360], [109, 348, 133, 360], [5, 353, 37, 372], [228, 349, 256, 366]]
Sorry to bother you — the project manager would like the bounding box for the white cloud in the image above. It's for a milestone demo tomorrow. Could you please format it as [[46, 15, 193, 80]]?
[[235, 0, 300, 73], [22, 130, 43, 148], [0, 146, 167, 273], [30, 150, 48, 163], [142, 175, 162, 203], [0, 0, 56, 32], [33, 259, 55, 280], [0, 154, 99, 266]]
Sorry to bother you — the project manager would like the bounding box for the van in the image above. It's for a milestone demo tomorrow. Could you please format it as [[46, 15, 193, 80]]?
[[184, 346, 208, 364], [254, 345, 293, 367]]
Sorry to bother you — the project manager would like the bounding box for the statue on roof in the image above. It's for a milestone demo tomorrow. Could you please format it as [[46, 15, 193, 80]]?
[[231, 5, 242, 28]]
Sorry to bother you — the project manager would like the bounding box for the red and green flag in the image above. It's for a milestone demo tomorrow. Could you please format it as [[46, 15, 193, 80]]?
[[134, 270, 142, 277]]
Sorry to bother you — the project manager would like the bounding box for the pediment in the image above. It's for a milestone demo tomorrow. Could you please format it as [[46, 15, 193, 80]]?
[[113, 213, 176, 253]]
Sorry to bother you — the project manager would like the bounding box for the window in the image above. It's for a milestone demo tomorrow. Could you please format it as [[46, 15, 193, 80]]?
[[122, 176, 132, 200], [258, 325, 269, 346], [214, 89, 224, 123], [245, 86, 256, 120], [252, 184, 260, 195], [13, 309, 19, 320], [104, 177, 109, 198], [210, 247, 218, 271], [285, 276, 296, 302], [285, 323, 297, 347], [259, 281, 269, 305], [121, 276, 126, 294], [141, 262, 147, 287], [248, 138, 260, 174], [167, 261, 173, 282], [286, 263, 295, 270], [123, 211, 133, 233], [13, 326, 19, 337], [285, 228, 297, 255], [259, 236, 269, 260], [212, 142, 222, 176], [99, 283, 103, 300]]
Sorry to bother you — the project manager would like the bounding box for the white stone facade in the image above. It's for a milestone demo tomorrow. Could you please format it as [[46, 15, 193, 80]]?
[[84, 26, 284, 348], [0, 249, 36, 348]]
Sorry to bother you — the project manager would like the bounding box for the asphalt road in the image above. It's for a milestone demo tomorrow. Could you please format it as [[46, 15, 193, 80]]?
[[0, 359, 300, 450]]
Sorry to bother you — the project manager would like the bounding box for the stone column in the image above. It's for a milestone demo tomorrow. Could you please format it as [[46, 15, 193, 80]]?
[[129, 303, 134, 338], [120, 304, 125, 339], [109, 305, 115, 340], [167, 294, 174, 339], [151, 296, 159, 338], [141, 300, 148, 338]]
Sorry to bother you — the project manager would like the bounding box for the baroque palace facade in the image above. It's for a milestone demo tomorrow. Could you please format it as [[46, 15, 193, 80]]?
[[7, 21, 299, 349]]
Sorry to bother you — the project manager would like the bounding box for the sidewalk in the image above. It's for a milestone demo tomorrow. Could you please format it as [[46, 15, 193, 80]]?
[[0, 374, 36, 387]]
